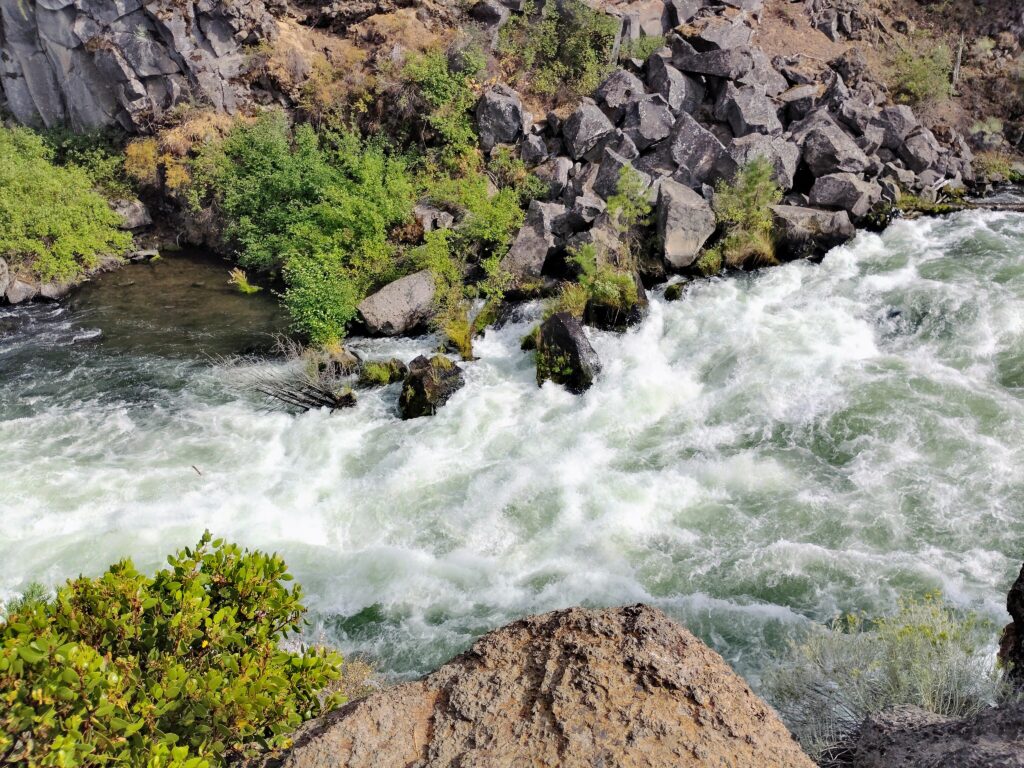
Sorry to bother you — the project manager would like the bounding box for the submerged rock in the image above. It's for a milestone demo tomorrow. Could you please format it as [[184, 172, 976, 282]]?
[[252, 605, 815, 768], [357, 358, 408, 388], [356, 270, 436, 336], [536, 312, 601, 393], [398, 354, 464, 419]]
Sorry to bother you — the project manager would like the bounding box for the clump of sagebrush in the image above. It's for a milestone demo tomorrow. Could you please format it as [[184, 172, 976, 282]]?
[[0, 127, 132, 284], [710, 157, 782, 270], [606, 165, 653, 264], [0, 532, 345, 767], [498, 0, 619, 101], [766, 593, 1011, 766], [889, 41, 953, 106], [619, 35, 666, 62]]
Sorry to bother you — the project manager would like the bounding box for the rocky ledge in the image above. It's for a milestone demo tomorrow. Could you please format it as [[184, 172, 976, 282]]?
[[251, 604, 813, 768]]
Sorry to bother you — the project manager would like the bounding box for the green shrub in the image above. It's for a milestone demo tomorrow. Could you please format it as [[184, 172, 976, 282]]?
[[606, 165, 652, 266], [358, 359, 406, 387], [0, 533, 343, 767], [890, 44, 952, 105], [619, 35, 666, 62], [194, 112, 415, 344], [498, 0, 619, 101], [766, 593, 1009, 764], [41, 127, 132, 200], [711, 157, 782, 269], [0, 127, 131, 284], [487, 146, 549, 204]]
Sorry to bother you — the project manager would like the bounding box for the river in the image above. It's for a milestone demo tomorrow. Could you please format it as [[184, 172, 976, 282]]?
[[2, 213, 1024, 686]]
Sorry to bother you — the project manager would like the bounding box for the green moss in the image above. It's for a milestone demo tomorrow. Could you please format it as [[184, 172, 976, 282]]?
[[358, 359, 406, 387]]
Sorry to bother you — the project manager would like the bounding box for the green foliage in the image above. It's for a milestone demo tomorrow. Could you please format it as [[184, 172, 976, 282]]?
[[890, 44, 952, 105], [767, 593, 1010, 764], [498, 0, 619, 101], [551, 281, 590, 318], [0, 533, 344, 767], [194, 112, 415, 344], [358, 359, 406, 387], [0, 127, 131, 283], [487, 146, 549, 204], [41, 127, 133, 199], [551, 243, 638, 320], [605, 166, 652, 267], [403, 47, 486, 169], [711, 157, 782, 269], [228, 268, 262, 294], [619, 35, 666, 62], [695, 248, 723, 277]]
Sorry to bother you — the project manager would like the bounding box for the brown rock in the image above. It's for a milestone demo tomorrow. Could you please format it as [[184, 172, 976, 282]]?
[[256, 605, 814, 768]]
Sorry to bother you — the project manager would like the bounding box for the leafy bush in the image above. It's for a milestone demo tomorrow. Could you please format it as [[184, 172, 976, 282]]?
[[498, 0, 619, 101], [194, 112, 415, 343], [619, 35, 666, 62], [766, 594, 1009, 765], [0, 127, 131, 283], [711, 157, 782, 269], [41, 127, 132, 199], [0, 533, 344, 767], [606, 165, 652, 265], [890, 44, 952, 105]]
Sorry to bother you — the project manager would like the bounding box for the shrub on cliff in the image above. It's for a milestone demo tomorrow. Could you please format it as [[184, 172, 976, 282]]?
[[767, 593, 1009, 765], [0, 127, 131, 283], [710, 157, 782, 270], [890, 43, 952, 106], [0, 533, 344, 767]]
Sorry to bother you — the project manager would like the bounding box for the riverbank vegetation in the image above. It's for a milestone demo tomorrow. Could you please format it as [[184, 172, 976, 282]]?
[[0, 533, 345, 767]]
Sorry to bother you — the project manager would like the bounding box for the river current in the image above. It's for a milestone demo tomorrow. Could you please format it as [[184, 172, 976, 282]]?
[[3, 213, 1024, 685]]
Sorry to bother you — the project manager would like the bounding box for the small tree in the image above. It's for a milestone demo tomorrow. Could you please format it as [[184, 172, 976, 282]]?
[[711, 157, 782, 270]]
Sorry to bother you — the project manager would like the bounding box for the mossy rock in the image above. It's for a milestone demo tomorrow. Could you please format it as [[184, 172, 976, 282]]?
[[536, 312, 601, 394], [357, 358, 409, 388], [398, 354, 465, 419]]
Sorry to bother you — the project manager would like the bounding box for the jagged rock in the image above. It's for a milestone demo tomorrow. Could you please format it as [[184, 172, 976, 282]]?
[[669, 111, 734, 188], [714, 83, 783, 136], [680, 14, 753, 52], [592, 148, 651, 200], [585, 271, 649, 330], [413, 204, 454, 233], [645, 53, 704, 114], [317, 346, 361, 378], [536, 313, 601, 393], [500, 200, 565, 286], [850, 703, 1024, 768], [112, 198, 152, 231], [671, 38, 756, 80], [738, 49, 791, 97], [657, 178, 716, 269], [357, 358, 409, 387], [800, 115, 872, 176], [560, 192, 606, 233], [356, 270, 436, 336], [0, 0, 281, 130], [809, 172, 882, 220], [1000, 561, 1024, 683], [622, 94, 675, 150], [771, 204, 855, 260], [728, 134, 800, 190], [476, 84, 525, 152], [398, 354, 464, 419], [39, 280, 74, 301], [5, 279, 39, 305], [535, 156, 572, 198], [899, 129, 941, 173], [520, 133, 548, 166], [470, 0, 509, 29], [0, 258, 8, 299], [595, 69, 647, 123], [251, 605, 815, 768], [562, 99, 616, 161]]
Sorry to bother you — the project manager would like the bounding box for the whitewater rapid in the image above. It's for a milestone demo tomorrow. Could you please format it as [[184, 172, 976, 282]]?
[[3, 212, 1024, 682]]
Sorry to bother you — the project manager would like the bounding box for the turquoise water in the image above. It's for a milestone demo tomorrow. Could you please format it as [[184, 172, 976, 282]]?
[[2, 213, 1024, 684]]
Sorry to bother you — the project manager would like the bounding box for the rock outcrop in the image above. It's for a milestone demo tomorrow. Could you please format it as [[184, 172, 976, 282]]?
[[398, 354, 464, 419], [356, 270, 436, 337], [0, 0, 283, 131], [254, 605, 815, 768], [536, 312, 601, 393]]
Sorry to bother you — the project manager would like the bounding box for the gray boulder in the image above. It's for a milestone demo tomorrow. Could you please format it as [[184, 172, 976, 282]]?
[[593, 148, 651, 200], [679, 15, 752, 51], [560, 193, 606, 233], [6, 278, 39, 305], [0, 257, 8, 299], [645, 54, 704, 114], [563, 100, 616, 161], [669, 112, 734, 188], [622, 95, 675, 151], [728, 134, 800, 190], [520, 133, 548, 166], [357, 270, 436, 336], [899, 129, 941, 173], [809, 173, 882, 220], [39, 280, 74, 301], [595, 69, 647, 123], [536, 312, 601, 394], [875, 105, 920, 150], [738, 49, 790, 96], [771, 204, 855, 260], [800, 116, 871, 176], [535, 156, 573, 199], [476, 85, 526, 151], [500, 200, 565, 286], [413, 204, 455, 233], [112, 198, 152, 230], [399, 355, 465, 419], [714, 83, 782, 136], [671, 38, 755, 80], [657, 179, 716, 269]]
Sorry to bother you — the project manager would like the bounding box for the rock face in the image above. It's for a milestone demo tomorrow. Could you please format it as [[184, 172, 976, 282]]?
[[356, 270, 436, 336], [398, 354, 464, 419], [657, 178, 716, 269], [850, 704, 1024, 768], [536, 312, 601, 394], [476, 84, 526, 151], [0, 0, 282, 131], [255, 605, 815, 768], [771, 205, 855, 260]]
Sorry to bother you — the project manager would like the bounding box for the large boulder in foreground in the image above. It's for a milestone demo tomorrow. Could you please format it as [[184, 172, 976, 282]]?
[[657, 178, 716, 269], [356, 270, 436, 336], [255, 605, 815, 768], [850, 703, 1024, 768], [771, 205, 855, 261], [536, 311, 601, 394], [398, 354, 464, 419]]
